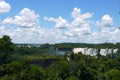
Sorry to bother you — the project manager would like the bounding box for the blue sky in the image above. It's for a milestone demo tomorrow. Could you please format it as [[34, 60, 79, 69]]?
[[2, 0, 120, 27], [0, 0, 120, 43]]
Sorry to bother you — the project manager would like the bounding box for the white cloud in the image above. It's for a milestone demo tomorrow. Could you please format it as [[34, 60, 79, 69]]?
[[1, 7, 120, 43], [44, 16, 68, 29], [44, 7, 92, 42], [2, 17, 12, 24], [43, 8, 120, 43], [44, 7, 93, 29], [2, 8, 40, 28], [96, 15, 114, 27], [71, 7, 93, 20], [0, 0, 11, 13]]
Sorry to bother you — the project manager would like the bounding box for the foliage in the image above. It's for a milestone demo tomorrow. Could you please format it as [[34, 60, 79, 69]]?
[[105, 69, 120, 80], [0, 35, 14, 64], [0, 35, 120, 80]]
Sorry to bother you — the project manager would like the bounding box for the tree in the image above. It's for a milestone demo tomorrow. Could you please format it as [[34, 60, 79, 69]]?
[[0, 35, 14, 64], [105, 69, 120, 80]]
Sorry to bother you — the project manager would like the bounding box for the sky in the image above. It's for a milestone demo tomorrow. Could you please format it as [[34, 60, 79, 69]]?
[[0, 0, 120, 44]]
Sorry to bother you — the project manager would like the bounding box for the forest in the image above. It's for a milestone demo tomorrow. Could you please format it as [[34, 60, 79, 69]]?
[[0, 35, 120, 80]]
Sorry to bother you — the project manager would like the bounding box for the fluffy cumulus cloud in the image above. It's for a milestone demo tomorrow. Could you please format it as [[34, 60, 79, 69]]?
[[44, 16, 68, 29], [96, 15, 114, 27], [1, 8, 41, 43], [2, 8, 40, 28], [0, 0, 11, 13], [71, 7, 93, 20], [1, 7, 120, 43], [44, 7, 93, 42], [43, 7, 120, 43]]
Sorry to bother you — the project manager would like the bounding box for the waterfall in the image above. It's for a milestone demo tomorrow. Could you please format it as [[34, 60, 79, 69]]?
[[73, 48, 118, 56]]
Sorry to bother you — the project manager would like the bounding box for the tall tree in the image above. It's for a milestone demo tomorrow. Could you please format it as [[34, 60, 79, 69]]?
[[0, 35, 14, 64]]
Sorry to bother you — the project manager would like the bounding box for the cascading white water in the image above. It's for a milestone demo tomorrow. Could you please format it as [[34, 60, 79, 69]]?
[[73, 48, 118, 56]]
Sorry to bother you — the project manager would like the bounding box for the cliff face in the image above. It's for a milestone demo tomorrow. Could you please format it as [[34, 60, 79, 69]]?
[[73, 48, 118, 56]]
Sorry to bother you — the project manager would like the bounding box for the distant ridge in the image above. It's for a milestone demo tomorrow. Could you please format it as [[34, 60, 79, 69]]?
[[15, 43, 43, 47]]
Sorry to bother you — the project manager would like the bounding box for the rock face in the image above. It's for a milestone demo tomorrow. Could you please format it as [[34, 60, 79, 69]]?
[[73, 48, 118, 56]]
